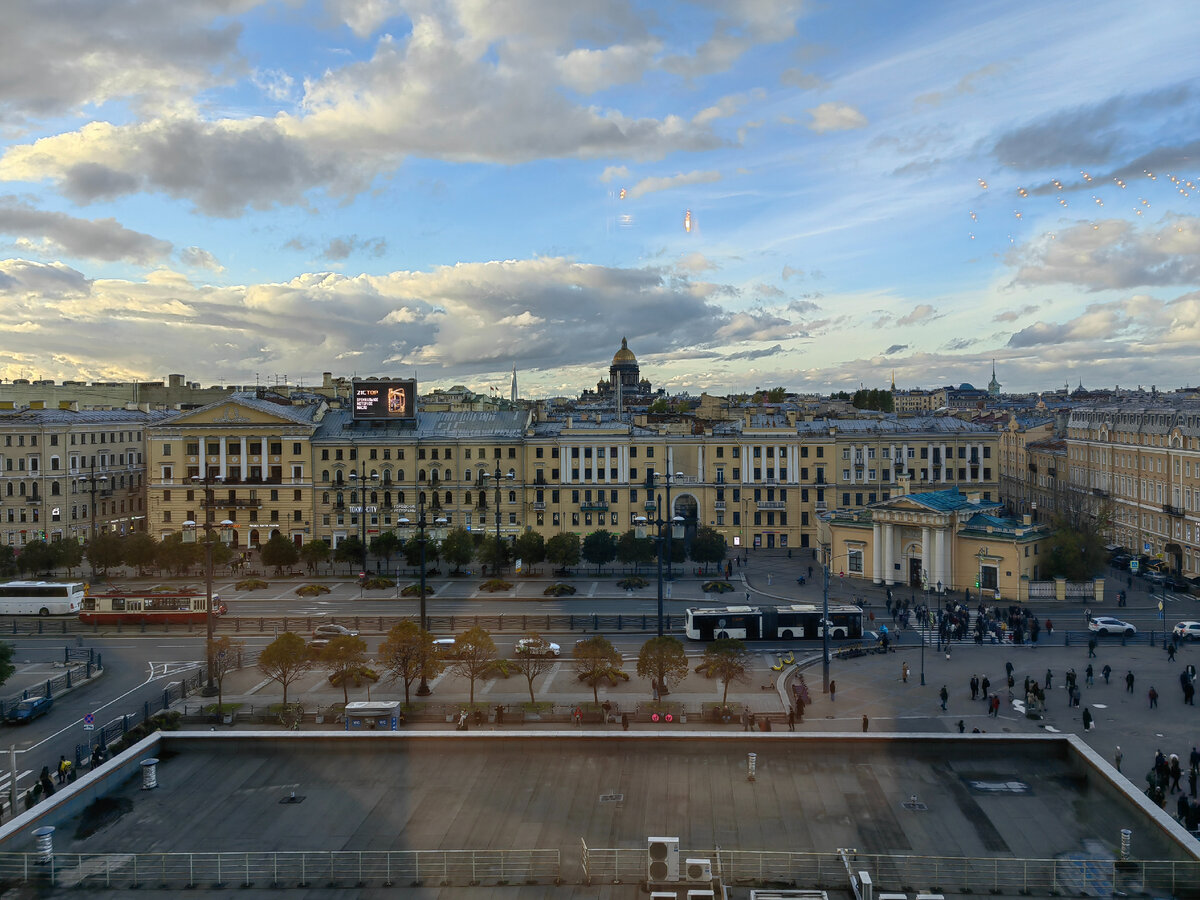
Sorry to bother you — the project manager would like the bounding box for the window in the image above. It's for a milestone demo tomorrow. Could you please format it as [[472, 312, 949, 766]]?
[[162, 443, 172, 456], [847, 548, 864, 574]]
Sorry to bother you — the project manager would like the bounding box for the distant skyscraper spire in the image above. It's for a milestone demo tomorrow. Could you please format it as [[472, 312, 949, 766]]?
[[510, 363, 518, 402], [987, 358, 1001, 396]]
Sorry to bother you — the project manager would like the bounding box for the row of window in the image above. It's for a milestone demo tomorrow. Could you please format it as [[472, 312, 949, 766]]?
[[3, 431, 143, 447]]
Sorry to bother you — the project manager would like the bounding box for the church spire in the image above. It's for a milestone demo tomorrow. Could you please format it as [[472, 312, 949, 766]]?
[[510, 363, 518, 403]]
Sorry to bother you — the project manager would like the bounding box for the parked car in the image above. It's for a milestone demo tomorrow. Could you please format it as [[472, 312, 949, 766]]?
[[1109, 554, 1131, 570], [1173, 622, 1200, 641], [1088, 616, 1136, 637], [514, 637, 561, 657], [6, 696, 53, 724], [1161, 576, 1192, 595]]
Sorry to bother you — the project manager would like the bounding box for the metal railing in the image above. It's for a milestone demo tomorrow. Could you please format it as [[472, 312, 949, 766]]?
[[0, 648, 101, 720], [0, 848, 560, 889], [579, 846, 1200, 897]]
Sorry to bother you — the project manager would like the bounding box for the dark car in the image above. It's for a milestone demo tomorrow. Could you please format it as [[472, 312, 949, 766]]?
[[6, 696, 52, 724], [1109, 554, 1131, 570], [1162, 576, 1191, 595]]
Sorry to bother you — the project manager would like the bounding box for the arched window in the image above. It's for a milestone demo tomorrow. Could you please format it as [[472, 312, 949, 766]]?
[[383, 491, 391, 507], [444, 468, 452, 482], [51, 482, 60, 496], [464, 491, 472, 505], [397, 469, 404, 482], [397, 491, 405, 505], [508, 490, 516, 503], [350, 490, 358, 505], [419, 491, 426, 505], [370, 491, 378, 504], [336, 492, 344, 507], [322, 491, 330, 504], [445, 491, 452, 505], [418, 469, 426, 482], [382, 470, 392, 484]]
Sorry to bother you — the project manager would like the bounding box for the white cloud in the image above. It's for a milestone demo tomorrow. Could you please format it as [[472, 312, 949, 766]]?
[[600, 165, 630, 184], [628, 170, 721, 199], [806, 102, 868, 133], [0, 199, 171, 263]]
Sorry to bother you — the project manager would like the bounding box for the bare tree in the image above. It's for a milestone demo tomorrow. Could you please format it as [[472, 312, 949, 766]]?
[[447, 626, 497, 705]]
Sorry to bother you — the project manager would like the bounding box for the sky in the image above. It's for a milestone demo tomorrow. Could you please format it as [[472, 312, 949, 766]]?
[[3, 0, 1200, 399]]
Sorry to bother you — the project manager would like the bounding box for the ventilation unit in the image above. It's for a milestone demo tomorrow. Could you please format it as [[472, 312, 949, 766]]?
[[647, 836, 680, 882], [687, 892, 716, 900], [685, 858, 713, 882]]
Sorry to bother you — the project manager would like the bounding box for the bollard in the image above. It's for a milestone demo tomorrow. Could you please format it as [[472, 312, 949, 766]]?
[[140, 758, 159, 790], [44, 680, 51, 698], [747, 752, 757, 782], [1120, 829, 1131, 860], [97, 653, 102, 669], [86, 661, 92, 679], [33, 826, 54, 864], [66, 669, 71, 689]]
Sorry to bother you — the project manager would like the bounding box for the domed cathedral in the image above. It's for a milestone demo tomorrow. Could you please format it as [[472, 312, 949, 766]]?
[[591, 337, 654, 400]]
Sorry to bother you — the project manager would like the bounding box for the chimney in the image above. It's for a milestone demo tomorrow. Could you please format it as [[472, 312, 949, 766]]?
[[59, 401, 79, 411], [1023, 514, 1032, 526]]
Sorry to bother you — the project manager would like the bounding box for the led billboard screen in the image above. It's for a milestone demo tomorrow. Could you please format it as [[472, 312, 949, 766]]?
[[352, 379, 416, 420]]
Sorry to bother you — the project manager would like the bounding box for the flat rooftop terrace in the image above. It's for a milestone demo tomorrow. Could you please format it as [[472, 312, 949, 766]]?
[[2, 731, 1197, 898]]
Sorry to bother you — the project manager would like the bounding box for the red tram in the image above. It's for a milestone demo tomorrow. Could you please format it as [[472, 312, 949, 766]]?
[[80, 589, 227, 625]]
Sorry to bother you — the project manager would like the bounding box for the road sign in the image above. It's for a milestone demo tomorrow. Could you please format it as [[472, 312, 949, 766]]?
[[1130, 559, 1139, 573], [83, 713, 95, 731]]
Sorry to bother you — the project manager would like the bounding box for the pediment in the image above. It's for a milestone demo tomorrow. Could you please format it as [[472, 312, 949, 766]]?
[[163, 401, 300, 427]]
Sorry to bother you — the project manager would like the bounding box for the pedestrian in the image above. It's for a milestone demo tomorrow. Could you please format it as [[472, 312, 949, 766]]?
[[829, 680, 837, 702], [742, 709, 751, 731], [956, 719, 965, 733], [1170, 755, 1183, 793], [1168, 642, 1176, 662], [1190, 747, 1200, 774], [939, 685, 948, 711], [1102, 664, 1111, 684], [1045, 668, 1053, 689], [1081, 707, 1093, 731], [1126, 670, 1135, 693], [1115, 746, 1123, 772], [1190, 768, 1198, 799], [981, 676, 990, 698], [1149, 686, 1159, 708], [787, 709, 795, 731], [862, 714, 869, 732], [808, 565, 813, 580], [1045, 618, 1053, 635], [39, 768, 54, 797], [56, 756, 69, 785], [990, 694, 1000, 717], [1084, 608, 1092, 625], [1005, 661, 1014, 679], [970, 674, 979, 700], [1088, 638, 1097, 659], [621, 713, 629, 731], [768, 573, 773, 586], [901, 661, 909, 683], [1085, 664, 1094, 687]]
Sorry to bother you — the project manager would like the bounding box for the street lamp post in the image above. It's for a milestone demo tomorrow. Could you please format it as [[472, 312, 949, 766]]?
[[78, 463, 108, 575], [400, 490, 444, 696], [636, 493, 683, 640], [187, 472, 227, 696], [480, 464, 513, 574], [348, 461, 378, 581]]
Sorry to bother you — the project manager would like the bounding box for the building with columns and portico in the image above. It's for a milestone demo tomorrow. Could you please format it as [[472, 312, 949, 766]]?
[[818, 482, 1051, 602]]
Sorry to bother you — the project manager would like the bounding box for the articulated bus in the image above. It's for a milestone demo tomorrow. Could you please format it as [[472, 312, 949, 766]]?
[[685, 603, 864, 641], [80, 589, 226, 625], [0, 581, 86, 616]]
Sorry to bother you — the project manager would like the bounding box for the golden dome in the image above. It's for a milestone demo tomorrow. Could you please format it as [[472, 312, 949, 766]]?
[[612, 337, 637, 365]]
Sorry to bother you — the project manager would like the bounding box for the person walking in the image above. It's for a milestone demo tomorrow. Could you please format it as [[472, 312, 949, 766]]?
[[1087, 637, 1097, 658], [1126, 670, 1135, 693], [862, 714, 869, 732], [1115, 746, 1123, 772], [939, 685, 948, 711], [1082, 707, 1093, 731], [1168, 642, 1177, 662], [1170, 755, 1183, 794], [901, 661, 909, 683], [1045, 668, 1053, 690], [970, 674, 979, 700], [990, 694, 1000, 717], [829, 680, 837, 702], [1102, 664, 1111, 685], [1190, 767, 1198, 799], [1149, 686, 1159, 709], [1085, 664, 1094, 687], [1005, 661, 1014, 679], [787, 709, 795, 731]]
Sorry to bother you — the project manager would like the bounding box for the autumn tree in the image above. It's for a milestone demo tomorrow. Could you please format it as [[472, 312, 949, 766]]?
[[261, 533, 300, 575], [698, 638, 750, 706], [546, 532, 581, 573], [256, 632, 314, 706], [207, 635, 245, 712], [572, 635, 625, 704], [635, 635, 689, 698], [440, 526, 475, 574], [447, 625, 497, 705], [378, 620, 443, 705], [510, 632, 558, 704], [320, 635, 369, 705]]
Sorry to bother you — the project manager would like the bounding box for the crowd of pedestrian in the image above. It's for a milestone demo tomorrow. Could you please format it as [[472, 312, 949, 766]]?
[[1146, 748, 1200, 833]]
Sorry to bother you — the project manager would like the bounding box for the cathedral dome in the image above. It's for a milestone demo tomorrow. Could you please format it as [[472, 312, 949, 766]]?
[[612, 337, 637, 365]]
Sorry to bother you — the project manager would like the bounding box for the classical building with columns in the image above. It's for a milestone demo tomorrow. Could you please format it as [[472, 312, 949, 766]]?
[[818, 484, 1050, 602]]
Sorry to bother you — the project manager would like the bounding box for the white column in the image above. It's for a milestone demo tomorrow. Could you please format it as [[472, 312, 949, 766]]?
[[872, 522, 883, 584], [697, 445, 704, 483], [884, 524, 895, 585], [935, 528, 947, 592], [219, 437, 228, 479], [921, 525, 931, 586], [773, 447, 780, 483]]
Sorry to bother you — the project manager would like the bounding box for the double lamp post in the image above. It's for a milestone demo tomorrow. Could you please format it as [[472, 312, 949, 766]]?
[[182, 471, 234, 697], [635, 469, 684, 638]]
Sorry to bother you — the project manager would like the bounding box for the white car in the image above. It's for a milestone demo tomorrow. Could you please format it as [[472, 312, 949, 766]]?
[[433, 637, 460, 658], [314, 624, 358, 638], [514, 637, 561, 657], [1088, 616, 1136, 637], [1173, 621, 1200, 641]]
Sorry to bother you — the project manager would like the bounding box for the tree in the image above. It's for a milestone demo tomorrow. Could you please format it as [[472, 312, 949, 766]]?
[[122, 533, 158, 575], [616, 529, 655, 574], [699, 638, 750, 705], [0, 546, 15, 578], [256, 632, 314, 706], [378, 621, 443, 705], [370, 531, 403, 570], [546, 532, 581, 573], [647, 398, 669, 414], [447, 625, 497, 705], [334, 536, 366, 575], [440, 526, 475, 574], [87, 531, 126, 575], [476, 535, 510, 574], [299, 540, 331, 574], [261, 533, 300, 575], [688, 527, 727, 574], [0, 641, 15, 690], [581, 530, 616, 574], [511, 632, 558, 704], [636, 636, 689, 698], [16, 541, 55, 576], [572, 635, 625, 704], [207, 635, 245, 712], [512, 531, 545, 573], [320, 635, 369, 705], [1044, 514, 1108, 580]]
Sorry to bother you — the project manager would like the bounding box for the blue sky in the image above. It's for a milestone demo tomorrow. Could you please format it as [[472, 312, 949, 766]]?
[[2, 0, 1199, 398]]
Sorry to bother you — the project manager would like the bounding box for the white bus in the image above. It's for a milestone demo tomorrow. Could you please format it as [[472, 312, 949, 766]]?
[[0, 581, 86, 616]]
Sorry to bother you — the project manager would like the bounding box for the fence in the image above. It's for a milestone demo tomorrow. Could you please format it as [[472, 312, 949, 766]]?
[[0, 848, 560, 889], [0, 613, 678, 637], [579, 845, 1200, 898]]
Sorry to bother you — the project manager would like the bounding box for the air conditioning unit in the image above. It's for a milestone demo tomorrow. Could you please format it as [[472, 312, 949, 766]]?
[[647, 836, 680, 882], [685, 858, 713, 882], [687, 892, 715, 900]]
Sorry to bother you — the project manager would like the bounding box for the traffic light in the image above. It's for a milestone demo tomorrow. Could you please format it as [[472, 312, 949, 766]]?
[[975, 579, 980, 588]]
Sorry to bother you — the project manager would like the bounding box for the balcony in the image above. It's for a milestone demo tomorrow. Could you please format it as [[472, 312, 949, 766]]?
[[713, 501, 726, 510], [1091, 488, 1109, 499], [580, 501, 609, 511], [756, 501, 786, 510], [532, 501, 546, 510], [1164, 503, 1185, 517], [203, 497, 263, 509]]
